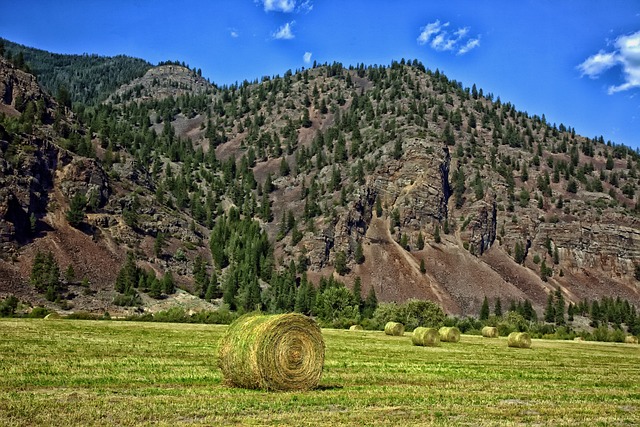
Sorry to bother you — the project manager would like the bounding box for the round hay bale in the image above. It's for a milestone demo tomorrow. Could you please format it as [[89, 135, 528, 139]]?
[[218, 313, 325, 391], [411, 327, 440, 347], [384, 321, 405, 336], [438, 326, 461, 343], [625, 335, 638, 344], [481, 326, 499, 338], [44, 312, 62, 320], [349, 325, 363, 331], [507, 332, 532, 349], [573, 337, 584, 342]]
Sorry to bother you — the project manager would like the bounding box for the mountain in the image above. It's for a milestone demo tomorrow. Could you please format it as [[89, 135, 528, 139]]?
[[0, 38, 151, 106], [0, 44, 639, 319]]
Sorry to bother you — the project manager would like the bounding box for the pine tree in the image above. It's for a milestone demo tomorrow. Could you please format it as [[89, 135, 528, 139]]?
[[544, 292, 555, 323], [352, 276, 363, 313], [354, 241, 365, 264], [66, 192, 87, 228], [554, 288, 565, 325], [416, 232, 425, 250], [494, 297, 503, 317], [480, 296, 490, 320], [363, 286, 378, 319]]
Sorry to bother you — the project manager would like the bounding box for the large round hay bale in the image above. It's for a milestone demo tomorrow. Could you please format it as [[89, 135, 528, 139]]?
[[481, 326, 499, 338], [625, 335, 638, 344], [218, 313, 325, 391], [411, 327, 440, 347], [438, 326, 461, 343], [384, 321, 405, 336], [349, 325, 363, 331], [44, 312, 62, 320], [507, 332, 532, 349]]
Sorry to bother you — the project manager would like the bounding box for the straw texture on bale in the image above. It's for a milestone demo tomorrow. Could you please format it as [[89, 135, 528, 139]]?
[[625, 335, 639, 344], [384, 321, 405, 336], [218, 313, 325, 391], [349, 325, 363, 331], [507, 332, 532, 349], [411, 327, 440, 347], [438, 326, 461, 343], [481, 326, 499, 338]]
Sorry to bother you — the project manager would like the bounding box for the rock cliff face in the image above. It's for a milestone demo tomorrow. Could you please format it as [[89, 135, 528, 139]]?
[[109, 64, 213, 103], [0, 57, 47, 116]]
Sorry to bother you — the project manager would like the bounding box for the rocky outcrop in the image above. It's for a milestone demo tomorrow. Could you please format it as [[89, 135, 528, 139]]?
[[0, 57, 49, 117], [109, 65, 213, 103]]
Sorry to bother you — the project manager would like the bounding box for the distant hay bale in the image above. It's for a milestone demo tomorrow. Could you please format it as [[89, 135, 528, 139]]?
[[438, 326, 461, 343], [507, 332, 532, 349], [574, 337, 584, 342], [625, 335, 638, 344], [411, 327, 440, 347], [218, 313, 325, 391], [481, 326, 499, 338], [384, 321, 405, 336], [43, 312, 62, 320], [349, 325, 363, 331]]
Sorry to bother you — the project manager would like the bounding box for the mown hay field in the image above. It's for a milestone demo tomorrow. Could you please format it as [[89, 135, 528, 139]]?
[[1, 319, 639, 426]]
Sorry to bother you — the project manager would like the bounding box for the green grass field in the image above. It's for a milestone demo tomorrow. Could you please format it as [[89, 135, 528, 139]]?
[[1, 319, 638, 426]]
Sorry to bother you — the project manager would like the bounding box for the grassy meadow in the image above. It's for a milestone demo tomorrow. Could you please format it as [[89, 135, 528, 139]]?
[[0, 319, 639, 426]]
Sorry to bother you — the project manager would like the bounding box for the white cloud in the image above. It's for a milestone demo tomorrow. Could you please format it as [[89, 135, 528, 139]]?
[[417, 20, 480, 55], [261, 0, 296, 13], [298, 0, 313, 13], [577, 50, 618, 78], [303, 51, 312, 64], [273, 21, 295, 40], [578, 31, 640, 94], [417, 20, 448, 45], [458, 37, 480, 55], [229, 29, 239, 38]]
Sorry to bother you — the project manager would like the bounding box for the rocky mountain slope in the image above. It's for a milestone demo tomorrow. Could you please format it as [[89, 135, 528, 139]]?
[[0, 49, 639, 317]]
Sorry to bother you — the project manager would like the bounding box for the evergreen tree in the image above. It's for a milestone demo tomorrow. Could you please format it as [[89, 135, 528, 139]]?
[[554, 288, 565, 325], [414, 230, 425, 251], [494, 297, 503, 317], [544, 292, 555, 323], [334, 250, 347, 275], [354, 241, 365, 264], [66, 192, 87, 228], [480, 296, 490, 320], [363, 286, 378, 319], [352, 276, 363, 313]]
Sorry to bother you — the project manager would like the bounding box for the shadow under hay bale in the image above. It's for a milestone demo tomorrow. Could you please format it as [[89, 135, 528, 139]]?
[[349, 325, 363, 331], [439, 326, 461, 343], [481, 326, 499, 338], [411, 327, 440, 347], [218, 313, 325, 391], [507, 332, 532, 349], [384, 321, 405, 336]]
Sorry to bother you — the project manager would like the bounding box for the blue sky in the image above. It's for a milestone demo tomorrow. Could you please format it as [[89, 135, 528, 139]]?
[[2, 1, 639, 148]]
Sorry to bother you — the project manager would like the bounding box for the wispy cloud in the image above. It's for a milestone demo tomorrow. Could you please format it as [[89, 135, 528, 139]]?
[[258, 0, 312, 13], [273, 21, 295, 40], [229, 28, 239, 38], [578, 31, 640, 94], [417, 20, 480, 55], [260, 0, 295, 13], [303, 51, 312, 64]]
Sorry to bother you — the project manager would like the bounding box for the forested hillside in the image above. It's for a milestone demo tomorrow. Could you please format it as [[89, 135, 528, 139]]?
[[0, 38, 151, 106], [0, 41, 639, 331]]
